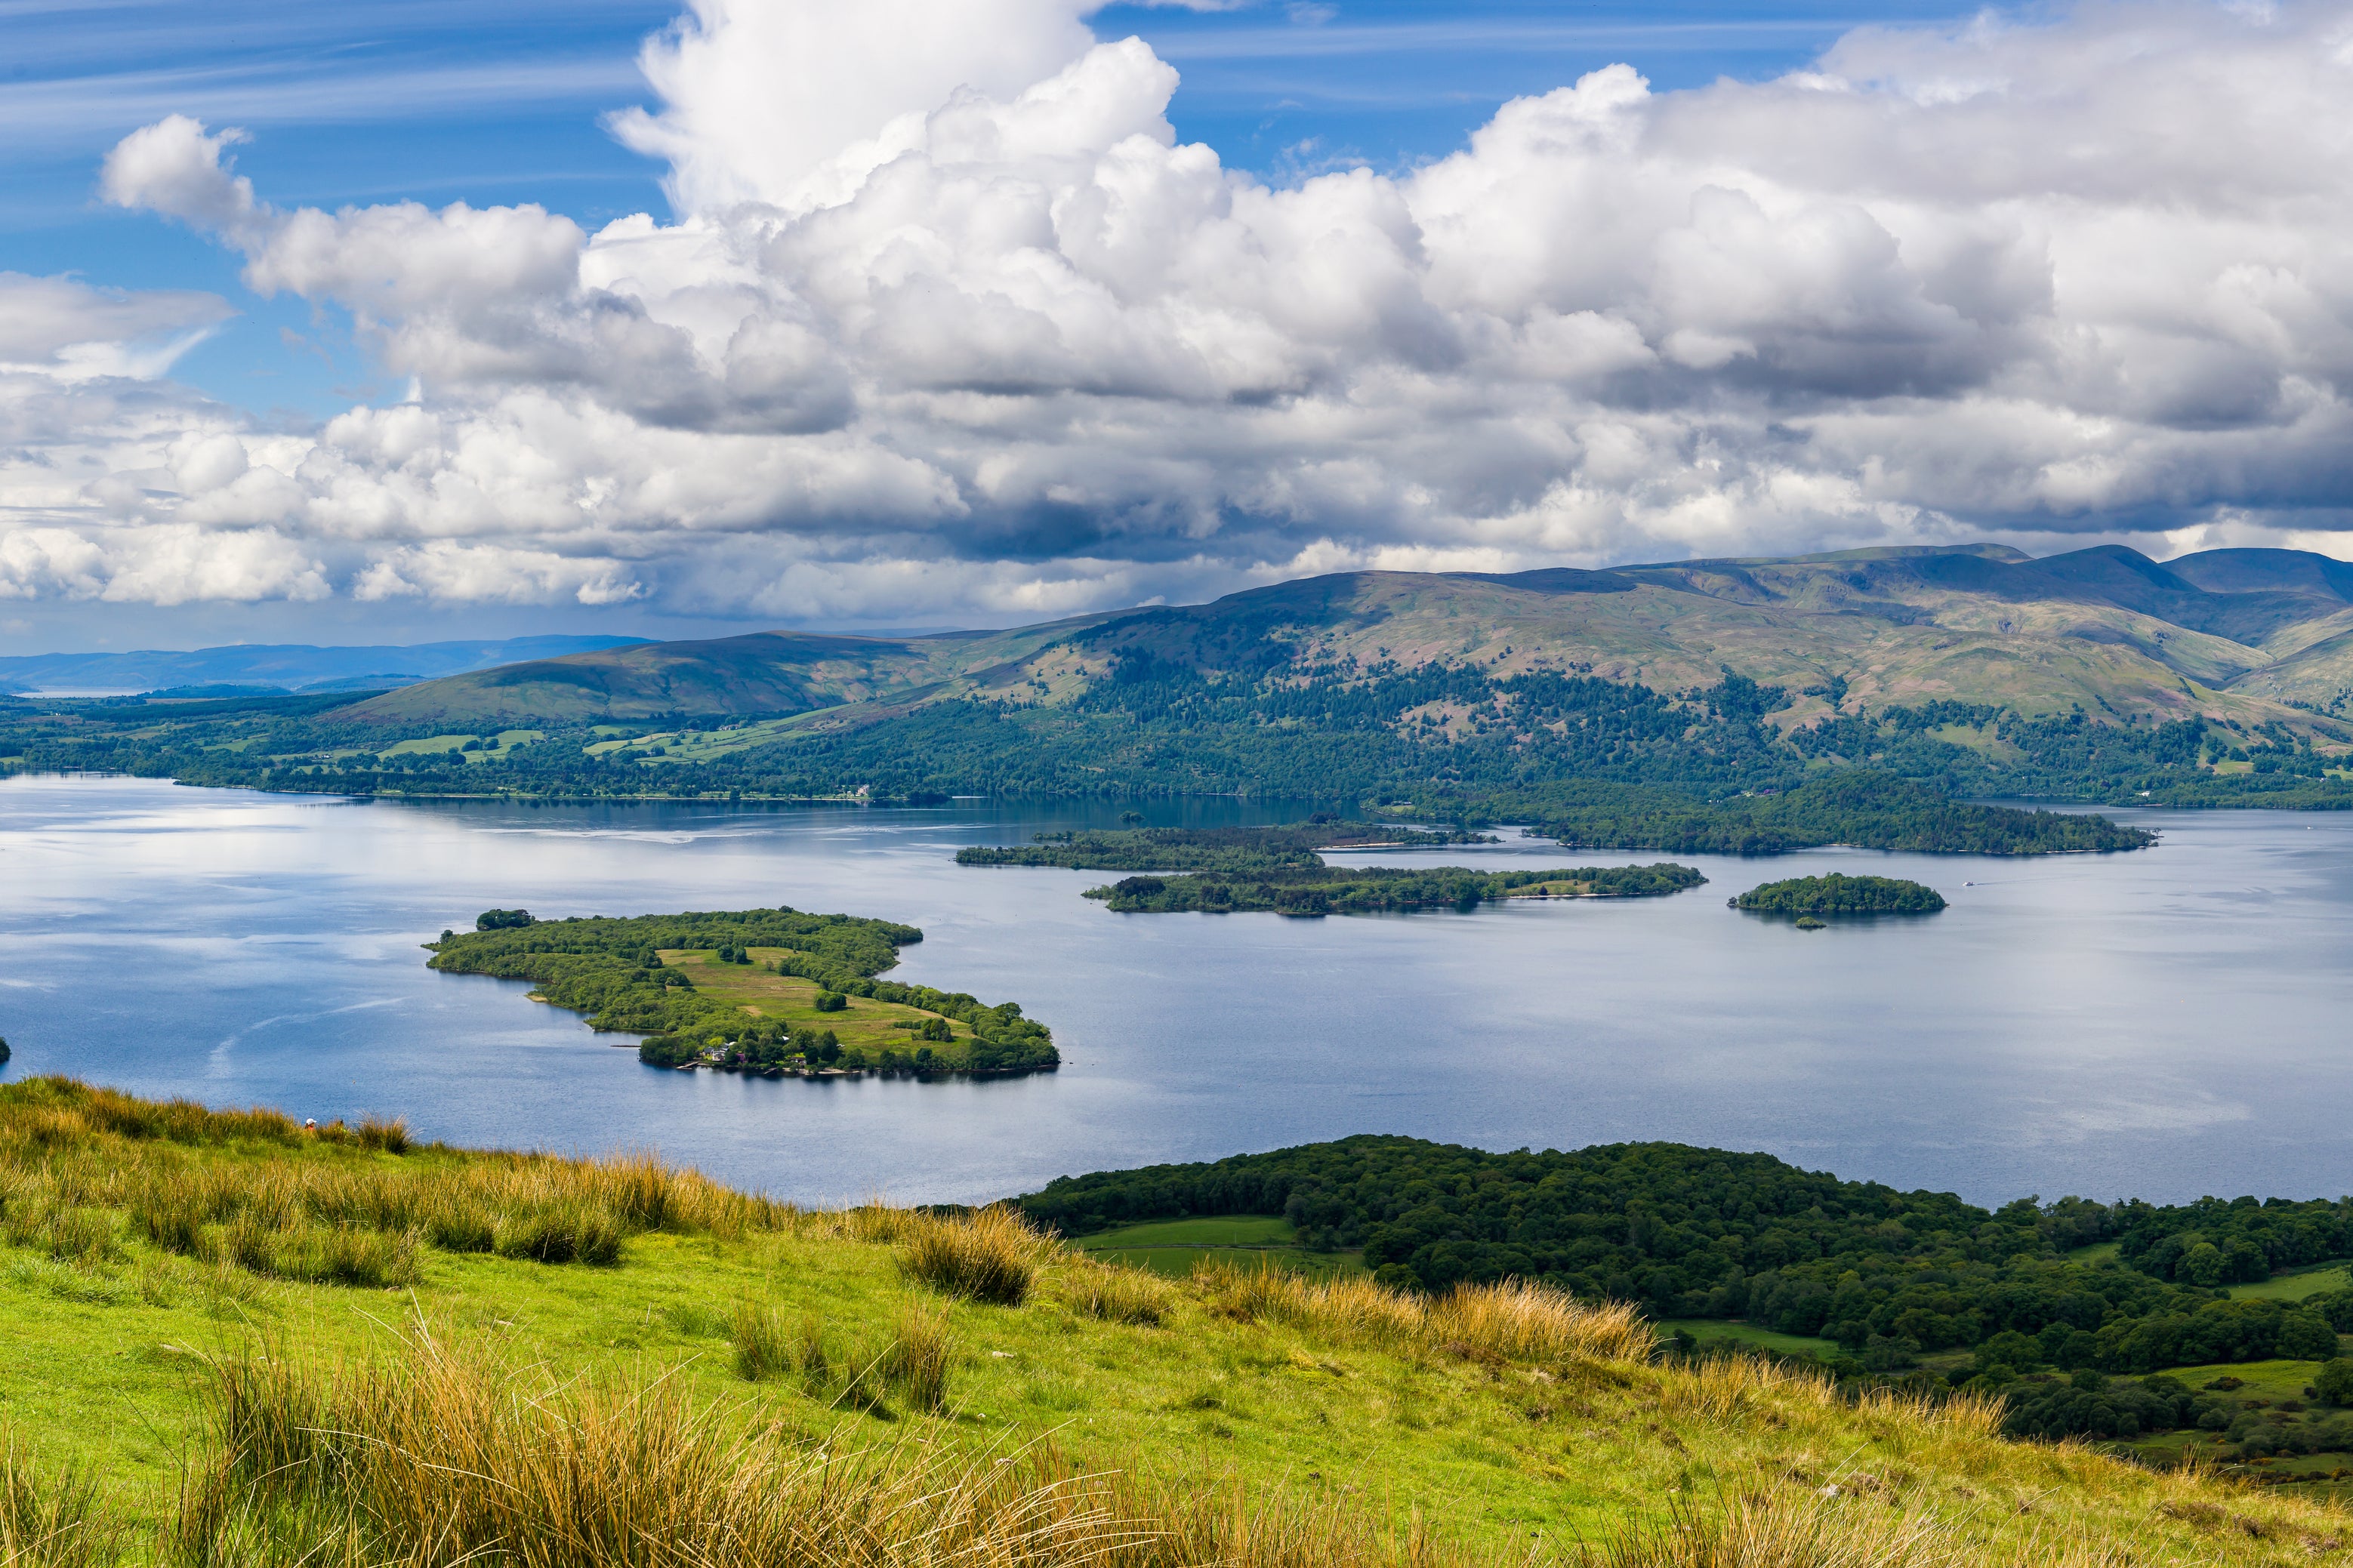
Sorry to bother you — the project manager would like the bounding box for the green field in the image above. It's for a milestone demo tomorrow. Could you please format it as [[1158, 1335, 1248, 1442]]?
[[2228, 1261, 2353, 1301], [1656, 1318, 1841, 1357], [1072, 1215, 1367, 1277]]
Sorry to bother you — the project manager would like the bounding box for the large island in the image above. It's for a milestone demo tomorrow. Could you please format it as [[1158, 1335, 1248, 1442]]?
[[428, 907, 1056, 1076]]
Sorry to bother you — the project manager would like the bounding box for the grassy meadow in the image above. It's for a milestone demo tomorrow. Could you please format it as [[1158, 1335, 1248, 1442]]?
[[1074, 1216, 1368, 1278], [655, 947, 982, 1054], [2, 1077, 2352, 1565]]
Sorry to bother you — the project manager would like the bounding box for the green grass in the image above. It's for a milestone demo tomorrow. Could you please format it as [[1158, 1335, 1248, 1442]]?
[[2228, 1262, 2353, 1301], [1071, 1215, 1366, 1278], [1656, 1319, 1840, 1357], [662, 947, 979, 1052], [2066, 1241, 2120, 1265], [8, 1080, 2353, 1566], [1079, 1216, 1300, 1248]]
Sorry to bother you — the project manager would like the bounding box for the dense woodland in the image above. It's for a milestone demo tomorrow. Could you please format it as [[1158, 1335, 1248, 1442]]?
[[428, 907, 1056, 1073], [1085, 863, 1706, 914], [1022, 1135, 2353, 1456], [1731, 873, 1947, 916]]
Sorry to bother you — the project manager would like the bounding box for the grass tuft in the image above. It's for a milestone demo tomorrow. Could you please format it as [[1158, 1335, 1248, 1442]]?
[[729, 1302, 791, 1383], [880, 1304, 955, 1413], [902, 1206, 1041, 1305], [0, 1437, 123, 1568]]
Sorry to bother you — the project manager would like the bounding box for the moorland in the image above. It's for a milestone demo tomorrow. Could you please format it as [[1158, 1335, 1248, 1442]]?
[[6, 1075, 2353, 1566]]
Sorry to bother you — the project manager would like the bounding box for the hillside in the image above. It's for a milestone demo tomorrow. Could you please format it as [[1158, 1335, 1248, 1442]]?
[[13, 543, 2353, 815], [5, 1076, 2351, 1566], [337, 613, 1126, 726], [0, 634, 646, 696], [347, 544, 2353, 732]]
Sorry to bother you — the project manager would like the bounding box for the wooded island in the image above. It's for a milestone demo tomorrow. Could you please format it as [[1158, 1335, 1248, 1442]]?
[[427, 907, 1056, 1076]]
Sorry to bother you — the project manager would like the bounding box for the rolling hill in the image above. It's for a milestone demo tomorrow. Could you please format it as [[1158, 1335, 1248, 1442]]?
[[339, 543, 2353, 734], [0, 633, 648, 696]]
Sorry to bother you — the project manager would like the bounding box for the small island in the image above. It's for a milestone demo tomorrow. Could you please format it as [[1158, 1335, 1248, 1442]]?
[[1087, 862, 1704, 915], [957, 821, 1496, 876], [427, 907, 1056, 1077], [1730, 873, 1946, 917]]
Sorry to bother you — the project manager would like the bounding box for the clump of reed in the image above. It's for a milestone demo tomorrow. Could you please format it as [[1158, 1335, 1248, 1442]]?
[[900, 1205, 1044, 1305], [729, 1301, 953, 1416], [880, 1304, 955, 1413], [0, 1437, 123, 1568], [1194, 1260, 1652, 1367], [354, 1115, 409, 1154], [1575, 1492, 1962, 1568], [729, 1302, 793, 1383], [1059, 1258, 1176, 1326]]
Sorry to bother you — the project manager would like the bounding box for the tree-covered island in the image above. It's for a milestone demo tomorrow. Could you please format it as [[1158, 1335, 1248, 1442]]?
[[1085, 862, 1705, 915], [427, 907, 1056, 1076], [955, 821, 1496, 875], [1731, 873, 1947, 916]]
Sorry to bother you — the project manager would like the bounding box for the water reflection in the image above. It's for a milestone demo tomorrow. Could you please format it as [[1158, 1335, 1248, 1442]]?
[[0, 775, 2342, 1208]]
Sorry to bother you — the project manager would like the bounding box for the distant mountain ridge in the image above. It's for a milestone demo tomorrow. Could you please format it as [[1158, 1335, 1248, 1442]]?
[[335, 544, 2353, 734], [0, 636, 651, 696]]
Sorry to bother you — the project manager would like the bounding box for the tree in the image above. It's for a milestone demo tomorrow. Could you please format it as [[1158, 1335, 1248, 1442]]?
[[2312, 1358, 2353, 1406], [2281, 1309, 2340, 1362], [2180, 1241, 2228, 1287], [476, 908, 534, 931]]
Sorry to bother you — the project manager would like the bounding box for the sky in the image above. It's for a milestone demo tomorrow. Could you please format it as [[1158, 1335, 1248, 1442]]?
[[4, 0, 2352, 652]]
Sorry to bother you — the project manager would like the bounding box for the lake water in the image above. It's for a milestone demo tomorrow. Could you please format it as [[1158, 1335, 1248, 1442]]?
[[0, 774, 2345, 1209]]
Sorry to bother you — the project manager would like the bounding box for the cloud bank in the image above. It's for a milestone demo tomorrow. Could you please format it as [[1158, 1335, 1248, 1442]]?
[[9, 0, 2353, 619]]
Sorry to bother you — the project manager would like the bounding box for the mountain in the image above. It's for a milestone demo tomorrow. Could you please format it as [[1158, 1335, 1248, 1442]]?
[[337, 618, 1124, 726], [339, 544, 2353, 733], [0, 635, 652, 696]]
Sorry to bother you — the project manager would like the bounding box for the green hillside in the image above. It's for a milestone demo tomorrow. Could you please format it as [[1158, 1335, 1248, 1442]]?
[[11, 543, 2353, 815], [5, 1077, 2352, 1566], [246, 544, 2353, 733]]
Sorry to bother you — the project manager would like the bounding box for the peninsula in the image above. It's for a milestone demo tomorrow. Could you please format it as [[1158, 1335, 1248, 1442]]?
[[956, 821, 1495, 875]]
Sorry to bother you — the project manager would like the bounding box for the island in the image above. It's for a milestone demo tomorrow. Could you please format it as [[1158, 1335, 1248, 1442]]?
[[1084, 862, 1705, 915], [427, 907, 1056, 1076], [955, 821, 1496, 876], [1729, 873, 1946, 917]]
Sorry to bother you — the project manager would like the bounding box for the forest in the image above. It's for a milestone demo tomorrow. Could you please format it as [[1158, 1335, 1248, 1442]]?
[[427, 907, 1056, 1074], [1731, 873, 1947, 915], [1084, 863, 1706, 914], [0, 658, 2324, 830], [1020, 1132, 2353, 1455]]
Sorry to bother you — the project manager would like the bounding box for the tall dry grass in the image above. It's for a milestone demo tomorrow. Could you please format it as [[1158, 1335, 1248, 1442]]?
[[899, 1205, 1045, 1305], [1059, 1258, 1176, 1326], [1574, 1489, 2157, 1568], [0, 1438, 122, 1568], [1195, 1260, 1651, 1367], [174, 1334, 1500, 1568]]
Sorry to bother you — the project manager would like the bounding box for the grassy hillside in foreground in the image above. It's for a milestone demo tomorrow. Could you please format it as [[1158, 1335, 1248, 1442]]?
[[1, 1080, 2351, 1565]]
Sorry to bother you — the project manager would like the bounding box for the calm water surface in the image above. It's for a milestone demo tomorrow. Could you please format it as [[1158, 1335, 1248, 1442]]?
[[0, 775, 2343, 1208]]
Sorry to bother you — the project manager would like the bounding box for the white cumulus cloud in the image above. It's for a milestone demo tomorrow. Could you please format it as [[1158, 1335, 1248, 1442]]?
[[6, 0, 2353, 618]]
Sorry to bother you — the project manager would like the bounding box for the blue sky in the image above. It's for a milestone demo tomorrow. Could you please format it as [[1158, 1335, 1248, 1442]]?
[[6, 0, 1963, 423], [4, 0, 2345, 653]]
